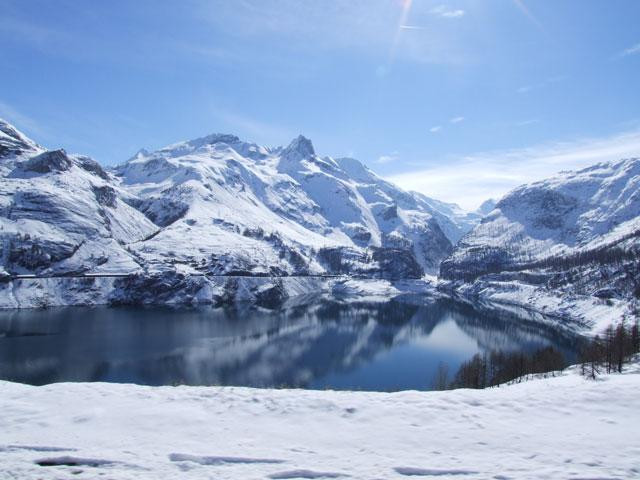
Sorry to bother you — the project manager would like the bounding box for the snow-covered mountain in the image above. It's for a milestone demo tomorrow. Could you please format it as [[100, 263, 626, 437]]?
[[441, 158, 640, 327], [112, 130, 461, 277], [0, 120, 157, 279], [0, 119, 480, 307], [2, 117, 638, 324]]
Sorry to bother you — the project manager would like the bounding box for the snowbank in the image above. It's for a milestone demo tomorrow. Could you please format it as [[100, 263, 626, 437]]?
[[1, 365, 638, 479]]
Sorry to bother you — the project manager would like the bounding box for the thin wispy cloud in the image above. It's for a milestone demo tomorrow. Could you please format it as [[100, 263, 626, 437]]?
[[0, 15, 68, 50], [387, 128, 640, 210], [194, 0, 471, 66], [450, 116, 465, 124], [515, 119, 540, 127], [377, 151, 400, 164], [618, 42, 640, 57], [430, 126, 442, 133], [430, 5, 465, 19], [0, 8, 240, 74], [516, 75, 566, 94], [197, 1, 397, 51]]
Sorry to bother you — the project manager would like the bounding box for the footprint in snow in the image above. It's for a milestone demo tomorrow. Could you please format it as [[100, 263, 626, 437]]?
[[169, 453, 285, 465], [35, 456, 117, 468], [2, 445, 77, 452], [268, 469, 349, 479], [394, 467, 479, 476]]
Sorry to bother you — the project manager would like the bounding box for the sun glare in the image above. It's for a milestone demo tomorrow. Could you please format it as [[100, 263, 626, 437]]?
[[512, 0, 546, 33], [389, 0, 414, 64]]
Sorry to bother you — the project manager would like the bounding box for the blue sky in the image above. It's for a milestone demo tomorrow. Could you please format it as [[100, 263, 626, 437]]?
[[1, 0, 639, 208]]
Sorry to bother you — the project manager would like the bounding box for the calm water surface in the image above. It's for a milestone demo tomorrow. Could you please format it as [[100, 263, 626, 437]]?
[[0, 297, 581, 391]]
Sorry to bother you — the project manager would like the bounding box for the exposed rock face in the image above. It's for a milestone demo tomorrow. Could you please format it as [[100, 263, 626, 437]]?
[[110, 272, 210, 305], [138, 196, 189, 227], [7, 235, 80, 271], [92, 185, 117, 208], [382, 204, 398, 221], [21, 149, 73, 174], [371, 247, 423, 280], [77, 156, 110, 180]]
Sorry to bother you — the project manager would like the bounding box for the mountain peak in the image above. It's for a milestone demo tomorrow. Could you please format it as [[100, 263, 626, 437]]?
[[0, 118, 39, 151], [0, 119, 24, 140], [128, 148, 150, 162], [282, 135, 315, 161], [151, 132, 242, 159], [176, 132, 241, 152]]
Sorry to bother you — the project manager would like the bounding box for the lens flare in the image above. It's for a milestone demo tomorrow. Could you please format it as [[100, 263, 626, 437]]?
[[389, 0, 414, 64], [513, 0, 546, 33], [399, 0, 414, 27]]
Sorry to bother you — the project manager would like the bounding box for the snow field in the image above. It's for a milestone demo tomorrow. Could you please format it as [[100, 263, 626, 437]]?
[[1, 364, 639, 479]]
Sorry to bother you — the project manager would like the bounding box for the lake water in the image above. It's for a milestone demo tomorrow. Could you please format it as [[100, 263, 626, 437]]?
[[0, 297, 581, 391]]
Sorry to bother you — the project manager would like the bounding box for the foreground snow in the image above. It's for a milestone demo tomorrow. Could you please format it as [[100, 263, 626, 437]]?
[[1, 366, 639, 479]]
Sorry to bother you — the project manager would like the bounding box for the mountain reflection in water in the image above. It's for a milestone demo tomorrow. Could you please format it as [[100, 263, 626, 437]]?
[[0, 297, 580, 391]]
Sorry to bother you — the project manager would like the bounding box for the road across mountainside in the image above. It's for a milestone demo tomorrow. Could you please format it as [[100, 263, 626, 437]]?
[[8, 273, 347, 280]]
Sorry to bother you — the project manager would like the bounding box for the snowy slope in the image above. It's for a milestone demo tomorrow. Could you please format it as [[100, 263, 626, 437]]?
[[446, 159, 640, 265], [0, 119, 466, 308], [0, 120, 157, 279], [441, 158, 640, 326], [113, 131, 454, 276], [1, 363, 639, 479]]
